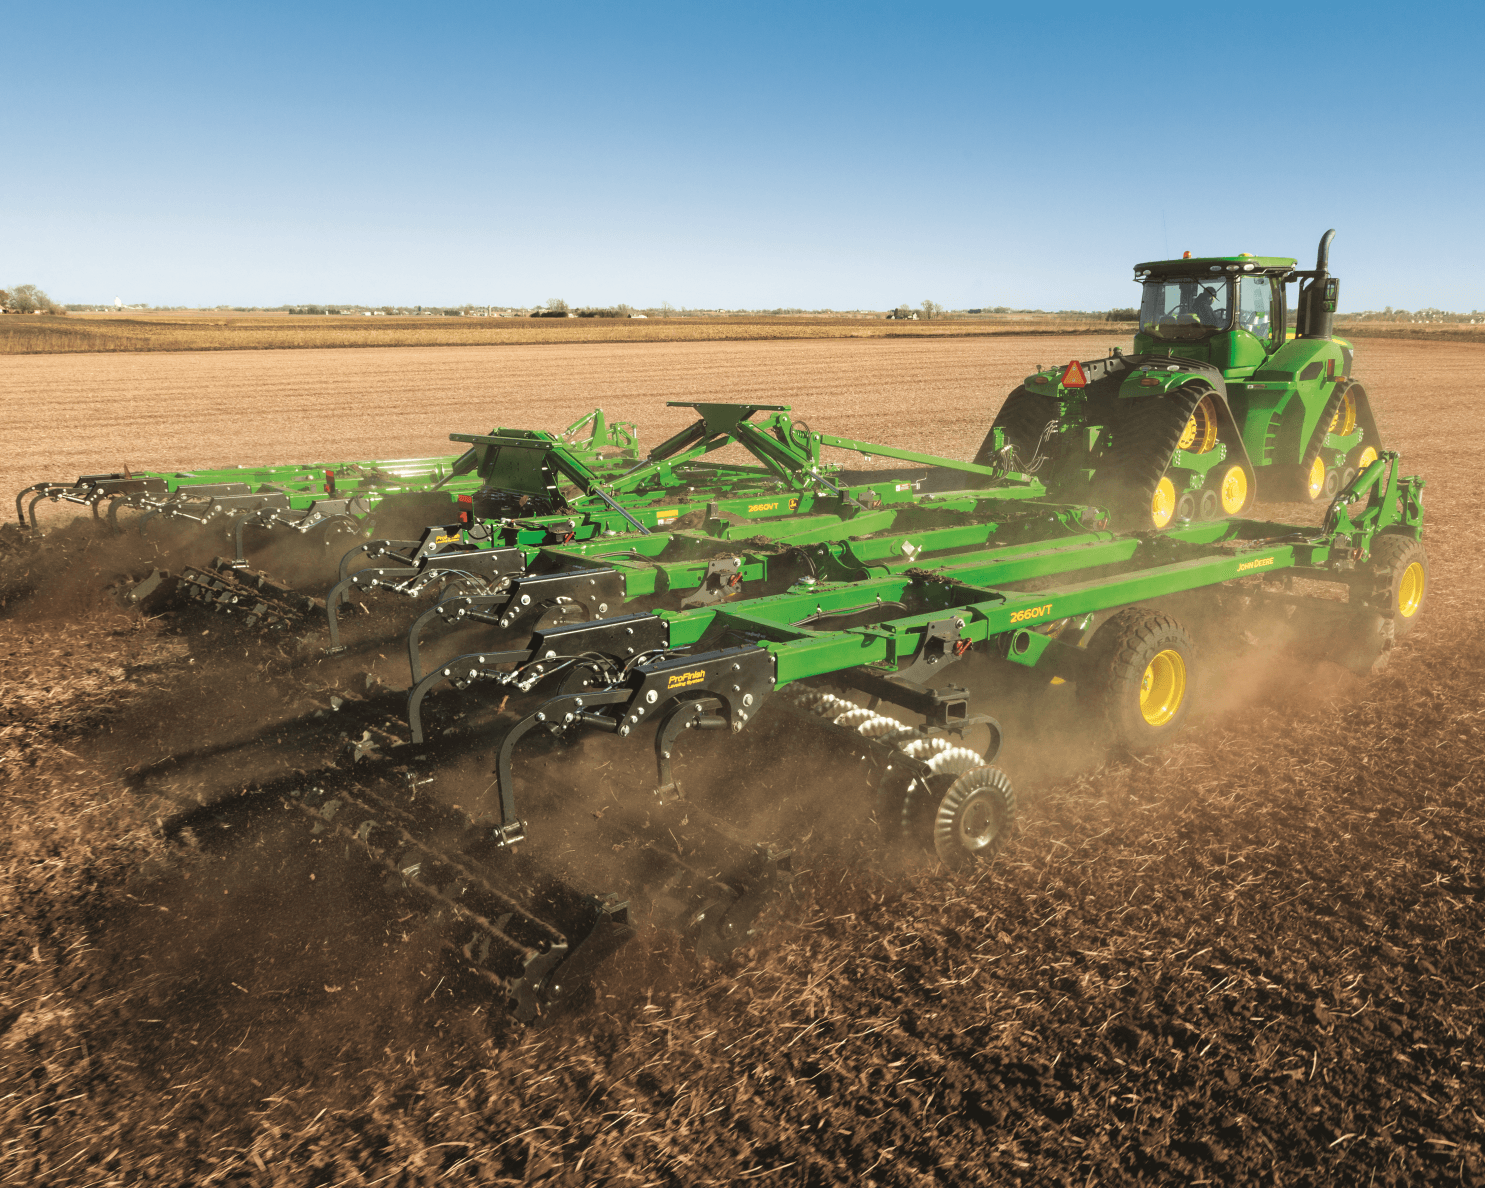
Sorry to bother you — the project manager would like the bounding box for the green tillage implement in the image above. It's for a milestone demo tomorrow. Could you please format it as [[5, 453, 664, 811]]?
[[404, 487, 1102, 688], [982, 230, 1383, 532], [413, 451, 1425, 866], [322, 401, 1047, 653], [14, 408, 640, 563]]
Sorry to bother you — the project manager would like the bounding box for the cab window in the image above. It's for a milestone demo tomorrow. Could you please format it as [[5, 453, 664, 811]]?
[[1139, 277, 1232, 342], [1238, 276, 1274, 345]]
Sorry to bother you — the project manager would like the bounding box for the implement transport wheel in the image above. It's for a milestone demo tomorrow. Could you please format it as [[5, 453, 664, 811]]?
[[932, 767, 1016, 871], [1366, 534, 1429, 639], [1082, 608, 1195, 753]]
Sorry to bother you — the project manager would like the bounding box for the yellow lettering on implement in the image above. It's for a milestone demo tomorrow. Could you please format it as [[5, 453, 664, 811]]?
[[1237, 556, 1276, 572], [435, 533, 461, 544], [788, 498, 799, 510], [654, 508, 680, 525], [747, 501, 780, 514], [667, 669, 706, 690], [1009, 603, 1053, 624]]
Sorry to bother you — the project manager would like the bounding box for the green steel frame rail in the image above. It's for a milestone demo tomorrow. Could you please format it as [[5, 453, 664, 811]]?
[[408, 453, 1423, 845], [14, 407, 641, 534], [405, 495, 1099, 681], [326, 402, 1049, 652]]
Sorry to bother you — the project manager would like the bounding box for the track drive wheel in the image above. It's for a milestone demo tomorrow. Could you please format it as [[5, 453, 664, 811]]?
[[930, 766, 1016, 871], [974, 387, 1062, 470], [1096, 381, 1250, 531], [1365, 534, 1428, 638], [1295, 380, 1374, 503], [1301, 454, 1329, 502], [1217, 463, 1249, 516], [1082, 608, 1195, 753]]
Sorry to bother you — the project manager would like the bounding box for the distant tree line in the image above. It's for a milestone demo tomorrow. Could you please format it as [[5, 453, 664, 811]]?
[[1, 284, 65, 314]]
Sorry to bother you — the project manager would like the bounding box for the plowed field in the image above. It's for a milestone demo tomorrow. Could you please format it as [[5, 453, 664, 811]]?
[[3, 335, 1483, 1187]]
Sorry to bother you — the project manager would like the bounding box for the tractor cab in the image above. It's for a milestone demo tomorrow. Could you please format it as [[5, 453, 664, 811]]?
[[1131, 253, 1297, 374], [1131, 231, 1345, 379]]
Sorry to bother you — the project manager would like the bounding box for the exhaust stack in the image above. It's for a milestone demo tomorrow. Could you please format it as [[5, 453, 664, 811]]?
[[1297, 229, 1339, 340]]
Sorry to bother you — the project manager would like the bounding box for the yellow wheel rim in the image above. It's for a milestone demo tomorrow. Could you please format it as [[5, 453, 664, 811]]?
[[1398, 560, 1425, 618], [1328, 388, 1357, 437], [1150, 476, 1176, 529], [1306, 455, 1327, 500], [1219, 464, 1248, 515], [1139, 648, 1187, 726], [1175, 396, 1220, 454], [1356, 445, 1378, 471]]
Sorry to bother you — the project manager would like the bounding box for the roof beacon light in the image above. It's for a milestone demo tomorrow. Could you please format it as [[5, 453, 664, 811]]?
[[1061, 360, 1088, 388], [1183, 251, 1192, 259]]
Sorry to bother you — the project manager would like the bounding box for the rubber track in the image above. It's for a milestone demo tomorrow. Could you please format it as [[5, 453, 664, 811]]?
[[1295, 381, 1355, 499], [1092, 385, 1205, 530], [974, 387, 1061, 469]]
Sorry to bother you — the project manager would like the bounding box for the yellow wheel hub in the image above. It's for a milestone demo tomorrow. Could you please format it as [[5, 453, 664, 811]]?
[[1398, 561, 1425, 618], [1177, 396, 1220, 454], [1328, 388, 1357, 437], [1150, 476, 1176, 529], [1356, 445, 1378, 471], [1219, 464, 1248, 515], [1139, 649, 1187, 727], [1306, 455, 1327, 500]]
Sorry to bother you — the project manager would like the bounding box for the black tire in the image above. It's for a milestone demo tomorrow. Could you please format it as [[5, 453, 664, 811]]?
[[1365, 534, 1428, 638], [974, 387, 1061, 469], [1081, 608, 1195, 753], [931, 766, 1016, 871]]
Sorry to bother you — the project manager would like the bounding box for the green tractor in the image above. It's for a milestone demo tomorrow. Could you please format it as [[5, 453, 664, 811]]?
[[979, 230, 1381, 530]]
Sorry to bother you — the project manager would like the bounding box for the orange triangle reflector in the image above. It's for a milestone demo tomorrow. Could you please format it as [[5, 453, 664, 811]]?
[[1061, 360, 1088, 388]]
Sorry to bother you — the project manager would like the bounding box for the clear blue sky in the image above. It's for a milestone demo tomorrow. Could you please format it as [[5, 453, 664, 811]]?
[[4, 1, 1480, 311]]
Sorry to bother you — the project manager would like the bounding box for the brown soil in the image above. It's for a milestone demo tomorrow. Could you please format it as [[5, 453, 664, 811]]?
[[3, 335, 1483, 1186], [0, 312, 1133, 357]]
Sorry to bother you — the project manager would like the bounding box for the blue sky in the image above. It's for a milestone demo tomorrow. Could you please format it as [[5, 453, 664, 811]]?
[[4, 2, 1480, 311]]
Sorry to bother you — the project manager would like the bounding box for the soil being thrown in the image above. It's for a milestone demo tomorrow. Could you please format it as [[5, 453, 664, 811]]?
[[2, 335, 1483, 1186]]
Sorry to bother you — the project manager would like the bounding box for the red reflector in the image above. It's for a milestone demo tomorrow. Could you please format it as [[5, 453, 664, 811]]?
[[1327, 358, 1335, 378], [323, 468, 335, 495], [1061, 360, 1088, 388]]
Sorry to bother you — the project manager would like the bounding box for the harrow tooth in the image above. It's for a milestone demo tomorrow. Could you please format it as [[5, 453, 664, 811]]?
[[585, 796, 794, 959], [173, 557, 324, 631], [284, 777, 632, 1022]]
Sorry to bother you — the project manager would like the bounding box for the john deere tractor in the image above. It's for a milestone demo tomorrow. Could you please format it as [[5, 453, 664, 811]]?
[[979, 230, 1381, 530]]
